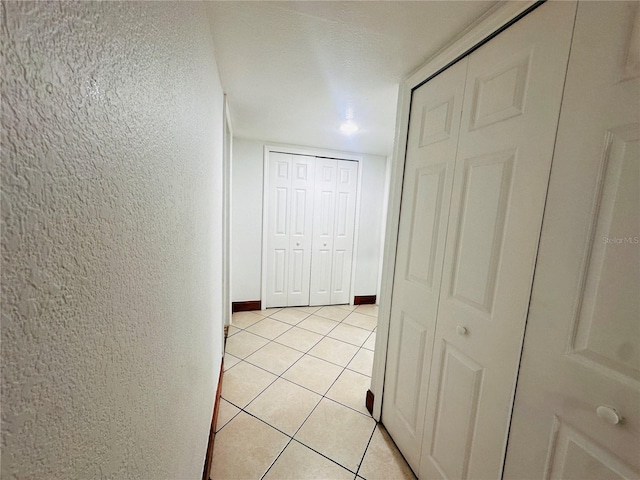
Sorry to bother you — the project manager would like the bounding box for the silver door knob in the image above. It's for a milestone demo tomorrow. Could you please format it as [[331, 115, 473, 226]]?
[[296, 242, 300, 246], [456, 325, 468, 336], [323, 242, 327, 247], [596, 406, 622, 425]]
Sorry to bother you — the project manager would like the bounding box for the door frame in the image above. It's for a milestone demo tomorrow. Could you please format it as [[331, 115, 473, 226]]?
[[260, 144, 364, 310], [371, 0, 541, 421], [222, 96, 233, 331]]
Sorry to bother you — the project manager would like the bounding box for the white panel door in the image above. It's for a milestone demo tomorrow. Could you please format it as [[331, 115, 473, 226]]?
[[310, 158, 337, 306], [287, 155, 315, 306], [266, 153, 314, 308], [331, 160, 358, 304], [504, 3, 640, 478], [417, 3, 576, 479], [266, 152, 293, 308], [382, 57, 468, 472]]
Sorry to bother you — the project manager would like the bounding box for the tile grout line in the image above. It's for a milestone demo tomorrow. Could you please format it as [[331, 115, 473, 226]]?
[[355, 422, 379, 479], [232, 309, 375, 355], [257, 361, 364, 479], [223, 336, 373, 419], [223, 362, 362, 477], [221, 317, 372, 425], [226, 307, 376, 401], [229, 315, 373, 370], [219, 306, 379, 477], [258, 437, 294, 480]]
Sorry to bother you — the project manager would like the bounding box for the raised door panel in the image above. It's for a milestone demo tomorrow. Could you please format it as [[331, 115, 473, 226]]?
[[419, 3, 576, 479], [273, 249, 287, 295], [392, 313, 428, 431], [429, 343, 484, 480], [314, 249, 332, 296], [382, 57, 468, 472], [450, 151, 514, 313], [266, 153, 292, 307], [405, 165, 446, 289], [505, 4, 640, 477], [545, 419, 638, 480], [571, 127, 639, 380], [468, 51, 530, 131], [331, 160, 358, 304]]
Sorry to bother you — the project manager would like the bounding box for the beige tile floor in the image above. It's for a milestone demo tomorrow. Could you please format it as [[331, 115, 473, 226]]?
[[211, 305, 416, 480]]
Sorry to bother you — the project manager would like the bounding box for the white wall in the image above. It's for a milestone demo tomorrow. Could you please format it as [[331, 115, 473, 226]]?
[[231, 139, 266, 301], [231, 138, 388, 302], [354, 153, 389, 297], [377, 154, 393, 301], [1, 2, 224, 479]]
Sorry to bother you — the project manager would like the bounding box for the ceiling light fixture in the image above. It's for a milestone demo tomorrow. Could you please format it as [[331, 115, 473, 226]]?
[[340, 120, 359, 134], [340, 107, 359, 134]]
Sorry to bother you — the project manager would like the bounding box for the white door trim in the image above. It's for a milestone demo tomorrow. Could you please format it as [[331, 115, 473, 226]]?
[[222, 95, 233, 332], [349, 158, 363, 306], [261, 144, 364, 310], [371, 0, 539, 421]]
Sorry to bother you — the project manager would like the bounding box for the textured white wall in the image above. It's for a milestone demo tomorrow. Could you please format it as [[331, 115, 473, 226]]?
[[1, 2, 224, 479], [231, 138, 387, 302], [231, 139, 265, 301], [354, 153, 388, 297]]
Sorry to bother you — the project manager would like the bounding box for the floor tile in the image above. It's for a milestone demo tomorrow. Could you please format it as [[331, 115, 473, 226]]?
[[210, 411, 289, 480], [245, 341, 303, 376], [315, 305, 351, 322], [223, 352, 241, 371], [258, 307, 282, 316], [246, 317, 292, 340], [215, 398, 240, 432], [225, 330, 270, 359], [264, 440, 353, 480], [359, 425, 416, 480], [295, 398, 376, 473], [355, 305, 378, 317], [308, 337, 359, 367], [336, 304, 357, 312], [328, 323, 371, 346], [297, 314, 340, 335], [293, 306, 322, 314], [270, 308, 310, 325], [275, 326, 323, 352], [363, 332, 376, 351], [231, 311, 265, 329], [227, 325, 241, 337], [326, 369, 371, 415], [343, 312, 378, 331], [221, 361, 277, 408], [347, 348, 374, 377], [246, 378, 321, 436], [282, 355, 343, 395]]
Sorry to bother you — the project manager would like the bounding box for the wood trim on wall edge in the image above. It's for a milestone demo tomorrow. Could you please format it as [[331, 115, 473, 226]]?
[[366, 389, 374, 415], [232, 300, 261, 313], [202, 359, 224, 480], [354, 295, 376, 305]]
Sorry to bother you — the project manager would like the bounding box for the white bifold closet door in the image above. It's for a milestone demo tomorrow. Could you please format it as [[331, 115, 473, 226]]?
[[265, 154, 358, 308], [265, 153, 315, 308], [505, 2, 640, 478], [309, 158, 358, 306], [382, 2, 576, 479], [381, 57, 468, 470]]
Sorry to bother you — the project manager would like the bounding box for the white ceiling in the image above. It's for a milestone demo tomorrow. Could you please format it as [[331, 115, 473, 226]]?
[[207, 1, 496, 156]]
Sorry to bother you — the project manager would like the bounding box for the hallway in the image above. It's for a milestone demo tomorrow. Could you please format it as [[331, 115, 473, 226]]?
[[210, 306, 415, 479]]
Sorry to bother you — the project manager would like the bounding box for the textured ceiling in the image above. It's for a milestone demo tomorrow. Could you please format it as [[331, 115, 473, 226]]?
[[208, 1, 496, 156]]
